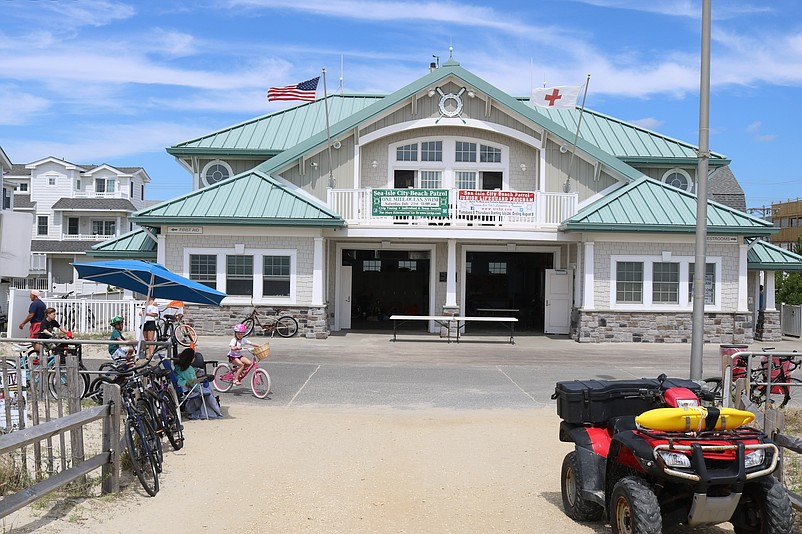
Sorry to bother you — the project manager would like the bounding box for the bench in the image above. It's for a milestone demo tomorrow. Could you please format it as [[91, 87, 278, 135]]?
[[389, 315, 518, 344]]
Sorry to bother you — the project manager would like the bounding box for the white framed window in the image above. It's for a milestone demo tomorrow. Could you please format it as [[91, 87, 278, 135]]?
[[396, 144, 417, 161], [95, 178, 115, 193], [91, 220, 115, 236], [18, 183, 28, 192], [488, 262, 507, 275], [363, 260, 381, 272], [456, 171, 477, 189], [398, 260, 417, 271], [37, 216, 48, 236], [201, 160, 233, 187], [185, 247, 297, 304], [420, 170, 442, 189], [47, 175, 56, 186], [421, 141, 442, 162], [611, 255, 721, 310], [661, 168, 693, 191], [480, 144, 501, 163], [455, 141, 476, 162]]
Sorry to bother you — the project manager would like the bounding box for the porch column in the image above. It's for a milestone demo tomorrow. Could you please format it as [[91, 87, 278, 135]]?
[[445, 239, 457, 308], [765, 271, 776, 311], [582, 241, 595, 310], [737, 244, 749, 312], [312, 237, 324, 306]]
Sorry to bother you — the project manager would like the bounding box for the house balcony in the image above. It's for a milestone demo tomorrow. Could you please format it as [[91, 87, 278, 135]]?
[[62, 233, 117, 241], [72, 191, 130, 199], [327, 188, 578, 228]]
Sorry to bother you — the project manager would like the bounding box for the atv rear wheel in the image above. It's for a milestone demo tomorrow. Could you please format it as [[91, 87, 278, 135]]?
[[561, 452, 604, 522], [610, 476, 661, 534], [731, 476, 793, 534]]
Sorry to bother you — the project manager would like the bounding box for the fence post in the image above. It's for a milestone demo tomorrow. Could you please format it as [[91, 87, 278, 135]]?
[[763, 408, 785, 483], [101, 383, 121, 494], [66, 354, 85, 484]]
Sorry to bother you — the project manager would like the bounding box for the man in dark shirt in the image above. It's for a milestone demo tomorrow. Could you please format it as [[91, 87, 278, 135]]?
[[19, 290, 46, 347]]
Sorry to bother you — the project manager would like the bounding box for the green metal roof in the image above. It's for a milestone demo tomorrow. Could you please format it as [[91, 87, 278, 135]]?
[[560, 177, 776, 236], [168, 95, 384, 156], [86, 228, 157, 259], [528, 105, 729, 165], [257, 60, 646, 183], [131, 170, 344, 227], [747, 239, 802, 271]]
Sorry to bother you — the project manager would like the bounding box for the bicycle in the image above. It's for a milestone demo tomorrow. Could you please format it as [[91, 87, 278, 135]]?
[[155, 313, 197, 347], [703, 349, 802, 409], [241, 307, 298, 338], [212, 345, 271, 398], [4, 339, 91, 400]]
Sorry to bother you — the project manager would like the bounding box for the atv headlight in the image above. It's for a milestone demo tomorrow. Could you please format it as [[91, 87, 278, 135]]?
[[658, 450, 691, 468], [744, 449, 765, 468]]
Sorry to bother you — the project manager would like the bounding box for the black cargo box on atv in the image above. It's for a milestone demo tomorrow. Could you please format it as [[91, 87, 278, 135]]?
[[554, 378, 701, 424]]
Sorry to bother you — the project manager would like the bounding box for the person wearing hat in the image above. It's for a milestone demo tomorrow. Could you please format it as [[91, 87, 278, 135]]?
[[19, 290, 46, 348], [108, 315, 134, 363]]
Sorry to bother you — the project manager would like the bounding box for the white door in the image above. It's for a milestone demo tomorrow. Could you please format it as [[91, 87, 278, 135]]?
[[339, 265, 352, 329], [545, 269, 572, 335]]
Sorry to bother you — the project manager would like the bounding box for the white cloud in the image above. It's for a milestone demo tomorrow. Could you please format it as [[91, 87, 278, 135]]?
[[629, 118, 664, 130], [746, 121, 761, 132], [754, 134, 777, 143], [0, 87, 50, 125], [570, 0, 773, 19]]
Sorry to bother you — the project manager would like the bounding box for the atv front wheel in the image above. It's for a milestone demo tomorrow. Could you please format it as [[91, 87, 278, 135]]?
[[731, 476, 793, 534], [610, 476, 661, 534], [561, 452, 603, 522]]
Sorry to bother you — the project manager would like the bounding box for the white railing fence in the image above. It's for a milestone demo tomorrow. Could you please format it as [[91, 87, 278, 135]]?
[[43, 299, 137, 335]]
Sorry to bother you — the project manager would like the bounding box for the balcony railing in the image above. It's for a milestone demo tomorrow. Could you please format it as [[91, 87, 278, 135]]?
[[62, 233, 117, 241], [72, 191, 130, 199], [327, 188, 578, 228]]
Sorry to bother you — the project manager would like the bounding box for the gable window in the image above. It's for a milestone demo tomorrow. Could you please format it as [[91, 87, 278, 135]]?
[[48, 176, 56, 186], [616, 262, 643, 303], [263, 256, 291, 297], [662, 168, 692, 192], [455, 141, 476, 162], [396, 144, 417, 161], [652, 262, 679, 304], [421, 141, 442, 162], [92, 220, 115, 236], [202, 160, 232, 187], [37, 216, 48, 236], [68, 217, 79, 235], [95, 178, 114, 193], [480, 144, 501, 163], [226, 255, 253, 296], [189, 254, 217, 289]]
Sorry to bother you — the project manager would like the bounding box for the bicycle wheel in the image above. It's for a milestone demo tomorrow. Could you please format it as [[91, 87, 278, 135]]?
[[137, 399, 163, 473], [212, 363, 234, 392], [151, 389, 184, 450], [155, 318, 169, 342], [173, 323, 197, 347], [275, 316, 298, 338], [701, 377, 724, 406], [124, 416, 159, 496], [251, 368, 271, 398], [242, 317, 256, 337]]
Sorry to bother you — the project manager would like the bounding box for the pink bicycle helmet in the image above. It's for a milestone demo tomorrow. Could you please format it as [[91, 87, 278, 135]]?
[[233, 323, 247, 333]]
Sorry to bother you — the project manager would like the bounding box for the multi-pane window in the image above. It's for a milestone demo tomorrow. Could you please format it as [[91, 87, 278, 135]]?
[[189, 254, 217, 289], [398, 260, 417, 271], [455, 141, 476, 162], [480, 144, 501, 163], [396, 143, 417, 161], [421, 141, 442, 162], [456, 171, 477, 189], [37, 216, 48, 236], [420, 170, 442, 189], [92, 220, 115, 236], [652, 262, 679, 304], [263, 256, 291, 297], [226, 255, 253, 296], [616, 262, 643, 303], [95, 178, 114, 193], [48, 176, 56, 186], [18, 183, 28, 192], [67, 218, 79, 235], [363, 260, 381, 272], [689, 263, 716, 305], [488, 262, 507, 274]]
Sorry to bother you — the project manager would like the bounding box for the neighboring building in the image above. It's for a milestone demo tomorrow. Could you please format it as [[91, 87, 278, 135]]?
[[768, 199, 802, 251], [98, 57, 801, 342], [7, 157, 151, 293], [0, 147, 34, 317]]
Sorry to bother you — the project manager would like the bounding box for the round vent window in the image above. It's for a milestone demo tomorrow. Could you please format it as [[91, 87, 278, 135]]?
[[202, 161, 232, 186], [661, 169, 692, 191]]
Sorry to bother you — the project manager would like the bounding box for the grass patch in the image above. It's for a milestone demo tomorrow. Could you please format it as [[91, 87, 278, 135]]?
[[0, 453, 34, 497], [782, 408, 802, 496]]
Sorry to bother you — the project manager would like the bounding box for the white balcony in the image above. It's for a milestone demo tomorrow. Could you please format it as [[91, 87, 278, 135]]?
[[72, 191, 130, 199], [327, 188, 578, 228], [62, 233, 117, 241]]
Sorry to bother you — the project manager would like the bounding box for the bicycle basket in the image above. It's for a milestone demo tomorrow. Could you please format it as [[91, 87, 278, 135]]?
[[252, 343, 271, 361]]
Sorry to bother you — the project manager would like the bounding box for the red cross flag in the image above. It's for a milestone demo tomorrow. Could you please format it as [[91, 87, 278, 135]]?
[[531, 86, 581, 108]]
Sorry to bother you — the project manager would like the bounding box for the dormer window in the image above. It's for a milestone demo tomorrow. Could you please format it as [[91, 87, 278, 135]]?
[[202, 160, 232, 187], [662, 168, 693, 192]]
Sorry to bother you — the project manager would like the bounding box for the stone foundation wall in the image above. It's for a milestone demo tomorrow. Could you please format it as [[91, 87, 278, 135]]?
[[572, 310, 754, 343], [754, 310, 782, 342], [184, 304, 329, 339]]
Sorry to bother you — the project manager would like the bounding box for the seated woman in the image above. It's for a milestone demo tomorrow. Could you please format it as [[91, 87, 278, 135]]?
[[174, 348, 222, 419]]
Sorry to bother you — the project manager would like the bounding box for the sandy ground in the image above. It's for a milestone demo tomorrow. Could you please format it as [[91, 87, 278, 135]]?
[[2, 404, 745, 534]]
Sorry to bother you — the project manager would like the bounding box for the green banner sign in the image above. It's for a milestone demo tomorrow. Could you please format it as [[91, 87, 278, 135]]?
[[371, 189, 449, 217]]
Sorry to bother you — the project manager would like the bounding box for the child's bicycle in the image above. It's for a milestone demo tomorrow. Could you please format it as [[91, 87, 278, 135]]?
[[212, 344, 271, 399]]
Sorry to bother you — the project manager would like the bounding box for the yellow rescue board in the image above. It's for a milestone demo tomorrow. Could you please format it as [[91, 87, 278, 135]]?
[[635, 407, 755, 432]]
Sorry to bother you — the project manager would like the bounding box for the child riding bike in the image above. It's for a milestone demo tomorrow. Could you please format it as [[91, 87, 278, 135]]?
[[228, 323, 256, 385]]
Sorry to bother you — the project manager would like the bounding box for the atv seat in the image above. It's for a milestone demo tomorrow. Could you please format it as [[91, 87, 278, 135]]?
[[608, 415, 637, 434]]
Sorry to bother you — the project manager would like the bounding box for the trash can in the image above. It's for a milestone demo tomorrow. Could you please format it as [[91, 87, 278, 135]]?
[[720, 344, 748, 373]]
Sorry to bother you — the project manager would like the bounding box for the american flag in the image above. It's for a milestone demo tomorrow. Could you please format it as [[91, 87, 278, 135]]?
[[267, 77, 320, 102]]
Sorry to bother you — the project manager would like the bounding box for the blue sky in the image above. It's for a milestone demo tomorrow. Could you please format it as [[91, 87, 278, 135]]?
[[1, 0, 800, 208]]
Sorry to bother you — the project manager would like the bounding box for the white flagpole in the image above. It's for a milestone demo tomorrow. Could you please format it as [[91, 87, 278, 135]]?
[[563, 74, 591, 193], [322, 67, 335, 188]]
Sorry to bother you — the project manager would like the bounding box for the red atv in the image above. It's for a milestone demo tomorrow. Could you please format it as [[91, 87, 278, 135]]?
[[554, 374, 793, 533]]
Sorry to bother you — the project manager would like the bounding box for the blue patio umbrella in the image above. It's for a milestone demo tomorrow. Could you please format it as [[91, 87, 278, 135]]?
[[71, 260, 227, 306]]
